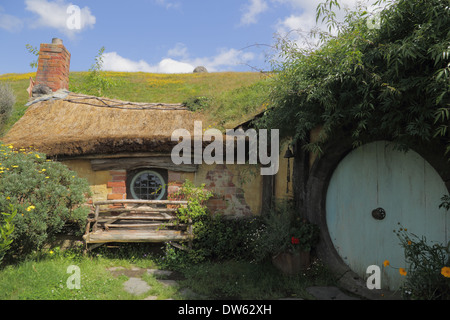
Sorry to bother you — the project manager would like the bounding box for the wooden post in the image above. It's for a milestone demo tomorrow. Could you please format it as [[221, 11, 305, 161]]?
[[93, 205, 100, 232], [262, 174, 275, 216], [292, 139, 309, 220]]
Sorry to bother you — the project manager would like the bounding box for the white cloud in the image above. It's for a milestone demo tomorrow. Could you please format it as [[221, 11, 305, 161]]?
[[189, 48, 255, 72], [153, 0, 181, 10], [102, 46, 256, 73], [167, 43, 189, 60], [275, 13, 319, 49], [0, 7, 23, 32], [102, 52, 194, 73], [102, 52, 157, 73], [25, 0, 96, 37], [240, 0, 269, 25], [273, 0, 381, 47], [158, 58, 194, 73]]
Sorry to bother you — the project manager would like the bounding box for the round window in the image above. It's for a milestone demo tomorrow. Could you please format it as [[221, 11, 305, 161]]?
[[129, 170, 166, 200]]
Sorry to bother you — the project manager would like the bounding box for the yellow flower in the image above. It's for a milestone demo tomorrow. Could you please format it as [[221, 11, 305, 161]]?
[[26, 205, 35, 212], [7, 145, 13, 149], [45, 176, 50, 179], [41, 168, 46, 172], [35, 154, 41, 159], [383, 260, 390, 267], [441, 266, 450, 278], [11, 165, 18, 168], [49, 250, 54, 255], [399, 268, 407, 276], [6, 196, 10, 200]]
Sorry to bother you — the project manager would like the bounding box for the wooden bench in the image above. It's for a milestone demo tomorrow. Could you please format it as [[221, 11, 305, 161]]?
[[83, 200, 192, 251]]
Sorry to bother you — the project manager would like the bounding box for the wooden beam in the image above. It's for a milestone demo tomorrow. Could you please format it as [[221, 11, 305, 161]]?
[[97, 216, 174, 222], [105, 223, 188, 228], [93, 200, 188, 205], [91, 156, 198, 172], [99, 207, 179, 213], [85, 230, 191, 243]]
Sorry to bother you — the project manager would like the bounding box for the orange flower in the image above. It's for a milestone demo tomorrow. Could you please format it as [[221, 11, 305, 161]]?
[[441, 266, 450, 278], [399, 268, 407, 276], [383, 260, 390, 267]]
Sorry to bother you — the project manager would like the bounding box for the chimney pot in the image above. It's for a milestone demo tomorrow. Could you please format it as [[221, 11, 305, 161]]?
[[52, 38, 63, 45]]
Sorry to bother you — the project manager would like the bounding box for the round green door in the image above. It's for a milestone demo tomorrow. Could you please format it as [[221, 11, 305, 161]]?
[[326, 141, 449, 290]]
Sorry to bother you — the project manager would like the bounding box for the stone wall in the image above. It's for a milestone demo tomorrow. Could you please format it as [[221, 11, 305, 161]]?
[[63, 159, 275, 217]]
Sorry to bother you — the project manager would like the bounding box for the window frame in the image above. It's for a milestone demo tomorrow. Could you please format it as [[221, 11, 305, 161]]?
[[126, 168, 168, 200]]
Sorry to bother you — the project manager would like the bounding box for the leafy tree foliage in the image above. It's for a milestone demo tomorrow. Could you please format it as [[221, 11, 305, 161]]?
[[258, 0, 450, 156]]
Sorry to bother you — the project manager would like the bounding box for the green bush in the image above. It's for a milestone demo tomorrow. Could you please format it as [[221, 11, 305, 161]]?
[[182, 96, 211, 112], [160, 180, 263, 268], [159, 215, 262, 271], [0, 143, 92, 258], [396, 227, 450, 300], [0, 206, 16, 264], [159, 180, 213, 269], [250, 201, 319, 263], [193, 214, 261, 261], [170, 179, 213, 226], [0, 83, 15, 128]]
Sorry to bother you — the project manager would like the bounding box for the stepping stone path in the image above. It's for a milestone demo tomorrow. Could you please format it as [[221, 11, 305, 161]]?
[[107, 266, 199, 300], [107, 266, 362, 300]]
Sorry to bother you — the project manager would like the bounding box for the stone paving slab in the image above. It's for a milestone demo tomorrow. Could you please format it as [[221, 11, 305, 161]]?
[[123, 277, 152, 296]]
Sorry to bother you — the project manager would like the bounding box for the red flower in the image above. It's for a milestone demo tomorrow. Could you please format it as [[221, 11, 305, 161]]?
[[291, 237, 299, 244]]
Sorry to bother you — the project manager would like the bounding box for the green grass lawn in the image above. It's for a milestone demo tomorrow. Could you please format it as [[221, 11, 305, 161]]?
[[0, 244, 336, 300]]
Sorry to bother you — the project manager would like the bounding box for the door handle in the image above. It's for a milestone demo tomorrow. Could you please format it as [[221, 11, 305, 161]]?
[[372, 207, 386, 220]]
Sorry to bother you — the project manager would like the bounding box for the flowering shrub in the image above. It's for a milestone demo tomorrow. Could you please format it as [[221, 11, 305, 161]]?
[[0, 143, 91, 258], [250, 200, 319, 262], [385, 226, 450, 300], [0, 206, 16, 264]]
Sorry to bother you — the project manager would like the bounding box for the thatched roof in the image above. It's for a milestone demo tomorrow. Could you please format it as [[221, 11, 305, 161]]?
[[3, 92, 205, 157]]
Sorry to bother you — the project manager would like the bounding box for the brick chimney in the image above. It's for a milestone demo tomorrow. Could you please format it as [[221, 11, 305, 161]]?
[[35, 38, 71, 92]]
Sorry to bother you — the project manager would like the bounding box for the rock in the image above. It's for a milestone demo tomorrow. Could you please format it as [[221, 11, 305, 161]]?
[[32, 84, 52, 97], [123, 277, 152, 296], [193, 66, 208, 73]]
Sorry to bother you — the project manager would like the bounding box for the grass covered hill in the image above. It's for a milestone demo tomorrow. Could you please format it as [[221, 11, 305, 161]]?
[[0, 71, 272, 136]]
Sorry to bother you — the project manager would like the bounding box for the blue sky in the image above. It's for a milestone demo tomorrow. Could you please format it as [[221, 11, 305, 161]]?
[[0, 0, 377, 74]]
